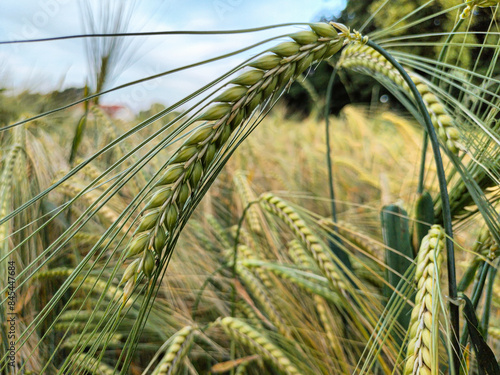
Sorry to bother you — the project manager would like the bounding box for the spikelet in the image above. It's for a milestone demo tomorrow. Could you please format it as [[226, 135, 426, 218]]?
[[54, 321, 97, 332], [153, 326, 197, 375], [122, 23, 347, 278], [404, 225, 444, 375], [339, 43, 461, 154], [234, 170, 262, 234], [475, 226, 499, 260], [258, 263, 341, 304], [34, 267, 73, 280], [217, 317, 302, 375], [259, 193, 346, 291], [59, 310, 107, 322]]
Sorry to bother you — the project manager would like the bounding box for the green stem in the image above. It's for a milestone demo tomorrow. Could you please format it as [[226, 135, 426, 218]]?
[[324, 65, 340, 224], [417, 16, 464, 195], [324, 64, 353, 271], [481, 262, 497, 339], [366, 40, 460, 374], [417, 132, 428, 194], [459, 261, 490, 348]]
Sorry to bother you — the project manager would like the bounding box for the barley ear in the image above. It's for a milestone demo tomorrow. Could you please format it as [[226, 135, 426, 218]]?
[[153, 326, 198, 375], [121, 22, 347, 279], [339, 44, 462, 154], [259, 193, 346, 291], [217, 317, 302, 375], [404, 225, 444, 375]]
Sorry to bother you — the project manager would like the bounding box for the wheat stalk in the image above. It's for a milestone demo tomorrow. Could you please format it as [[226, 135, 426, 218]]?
[[339, 43, 462, 154], [404, 225, 444, 375]]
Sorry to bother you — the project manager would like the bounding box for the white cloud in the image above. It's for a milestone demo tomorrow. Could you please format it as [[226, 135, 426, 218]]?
[[0, 0, 345, 111]]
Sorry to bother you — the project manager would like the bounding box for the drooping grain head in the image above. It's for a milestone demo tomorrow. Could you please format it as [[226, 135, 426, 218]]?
[[404, 225, 444, 375], [121, 23, 348, 284], [339, 43, 462, 154], [218, 316, 302, 375]]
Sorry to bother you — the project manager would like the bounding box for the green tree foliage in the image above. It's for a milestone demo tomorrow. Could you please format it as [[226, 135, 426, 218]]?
[[283, 0, 499, 116]]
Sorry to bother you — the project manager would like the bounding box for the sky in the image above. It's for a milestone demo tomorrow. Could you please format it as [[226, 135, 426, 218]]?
[[0, 0, 346, 111]]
